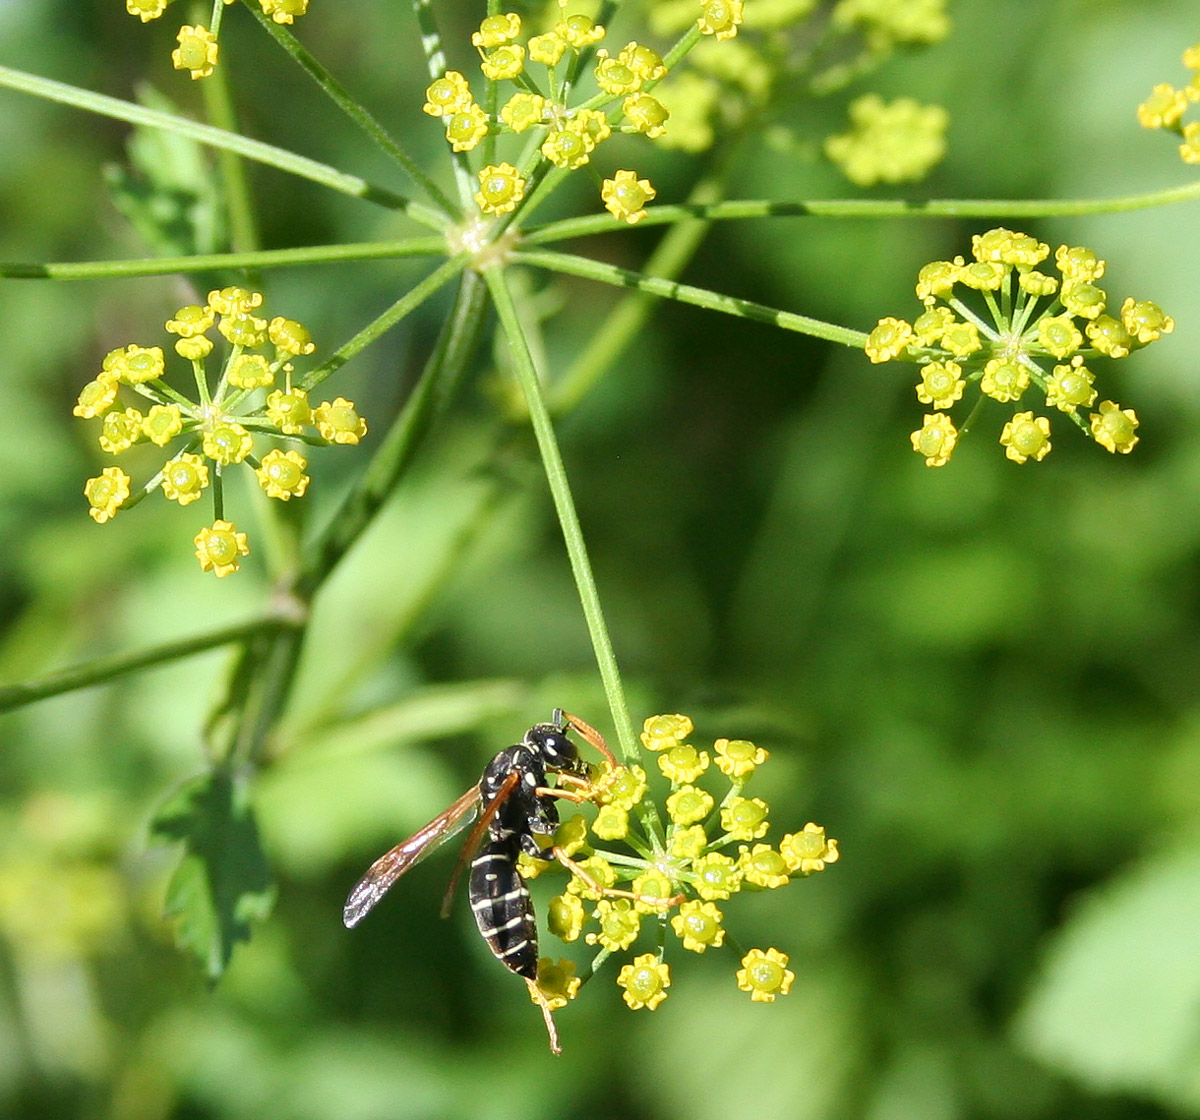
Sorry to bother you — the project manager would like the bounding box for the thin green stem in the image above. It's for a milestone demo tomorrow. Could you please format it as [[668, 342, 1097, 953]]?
[[0, 65, 445, 225], [296, 254, 468, 393], [514, 247, 867, 348], [482, 265, 638, 763], [0, 237, 447, 280], [200, 48, 261, 261], [522, 180, 1200, 244], [244, 3, 460, 220], [0, 614, 291, 713]]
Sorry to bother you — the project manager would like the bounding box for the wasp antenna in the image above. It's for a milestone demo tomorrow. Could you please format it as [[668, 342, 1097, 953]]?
[[560, 710, 617, 768], [526, 978, 563, 1055]]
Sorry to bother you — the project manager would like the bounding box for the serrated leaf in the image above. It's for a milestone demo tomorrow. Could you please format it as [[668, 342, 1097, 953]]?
[[1013, 841, 1200, 1113], [152, 767, 276, 981]]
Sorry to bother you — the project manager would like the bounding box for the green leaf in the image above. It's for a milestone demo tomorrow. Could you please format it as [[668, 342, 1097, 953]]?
[[1013, 840, 1200, 1113], [151, 767, 276, 981]]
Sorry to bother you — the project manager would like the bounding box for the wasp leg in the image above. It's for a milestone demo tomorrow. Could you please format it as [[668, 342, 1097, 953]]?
[[525, 978, 562, 1055], [534, 782, 594, 805], [551, 847, 684, 908]]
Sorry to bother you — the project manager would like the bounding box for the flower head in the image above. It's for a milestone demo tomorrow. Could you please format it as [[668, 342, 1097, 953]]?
[[194, 520, 250, 577], [255, 449, 310, 500], [172, 25, 218, 80], [617, 953, 671, 1010], [475, 162, 526, 216], [532, 958, 580, 1010], [1000, 412, 1052, 464], [736, 948, 794, 1002], [84, 467, 131, 524], [779, 823, 840, 874], [671, 900, 725, 952], [601, 170, 656, 224]]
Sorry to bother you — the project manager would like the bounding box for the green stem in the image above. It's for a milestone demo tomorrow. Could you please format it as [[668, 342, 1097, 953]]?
[[297, 268, 489, 594], [295, 254, 468, 393], [482, 265, 638, 764], [523, 180, 1200, 243], [0, 65, 444, 225], [200, 49, 261, 261], [0, 237, 447, 280], [0, 614, 290, 713], [244, 3, 460, 220], [514, 247, 866, 348]]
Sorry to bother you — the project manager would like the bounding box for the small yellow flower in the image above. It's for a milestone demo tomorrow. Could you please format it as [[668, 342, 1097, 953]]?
[[713, 737, 768, 778], [586, 898, 641, 951], [1055, 245, 1106, 284], [1060, 281, 1106, 321], [658, 744, 710, 784], [446, 103, 490, 152], [314, 398, 368, 444], [1180, 121, 1200, 165], [736, 947, 794, 1003], [630, 870, 677, 915], [202, 420, 253, 465], [601, 170, 656, 224], [161, 453, 210, 506], [259, 0, 308, 24], [720, 796, 769, 841], [940, 319, 982, 358], [143, 404, 184, 447], [268, 317, 315, 357], [865, 316, 914, 363], [207, 287, 263, 316], [667, 823, 708, 860], [109, 344, 165, 385], [499, 93, 546, 132], [739, 844, 790, 889], [617, 953, 670, 1010], [423, 71, 474, 117], [1136, 82, 1189, 129], [1120, 297, 1174, 345], [666, 784, 714, 827], [528, 32, 567, 66], [255, 448, 310, 500], [1017, 270, 1058, 298], [979, 357, 1030, 404], [73, 376, 119, 419], [1000, 411, 1052, 464], [472, 12, 521, 49], [556, 14, 604, 48], [474, 162, 526, 216], [698, 0, 744, 40], [172, 24, 219, 80], [620, 43, 667, 84], [193, 519, 250, 577], [84, 467, 131, 524], [218, 313, 269, 349], [596, 764, 647, 810], [174, 334, 214, 360], [532, 958, 580, 1011], [595, 52, 642, 97], [622, 92, 670, 138], [1089, 400, 1139, 454], [166, 303, 215, 338], [542, 125, 596, 170], [1045, 361, 1097, 412], [691, 851, 743, 900], [640, 713, 694, 751], [265, 389, 312, 435], [1037, 314, 1083, 360], [480, 45, 525, 82], [547, 893, 586, 942], [915, 259, 961, 300], [591, 804, 629, 841], [779, 823, 840, 874], [916, 361, 965, 409], [1085, 314, 1134, 359], [126, 0, 168, 21], [910, 413, 958, 467], [553, 813, 590, 858], [959, 260, 1007, 291], [99, 407, 145, 455], [671, 900, 725, 953], [566, 855, 617, 900], [227, 353, 274, 390]]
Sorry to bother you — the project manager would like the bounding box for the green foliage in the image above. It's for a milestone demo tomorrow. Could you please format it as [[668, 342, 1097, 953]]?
[[152, 767, 276, 980]]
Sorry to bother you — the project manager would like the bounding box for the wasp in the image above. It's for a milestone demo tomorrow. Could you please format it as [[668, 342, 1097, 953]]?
[[343, 710, 619, 1054]]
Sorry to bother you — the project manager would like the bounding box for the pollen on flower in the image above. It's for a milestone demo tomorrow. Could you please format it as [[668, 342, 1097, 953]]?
[[172, 24, 219, 80], [84, 467, 131, 524], [671, 900, 725, 952], [630, 870, 677, 915], [596, 764, 647, 810], [1090, 400, 1139, 454], [1180, 121, 1200, 165], [314, 398, 368, 444], [161, 453, 210, 506], [915, 259, 962, 300], [640, 714, 694, 752], [202, 420, 254, 466], [424, 72, 474, 117], [474, 162, 526, 216], [865, 317, 914, 363], [99, 408, 145, 455], [480, 45, 526, 82], [500, 93, 546, 132], [143, 404, 184, 446], [601, 170, 656, 224], [714, 737, 768, 779], [916, 361, 965, 409], [1000, 411, 1052, 464], [779, 823, 840, 874], [586, 898, 641, 952], [166, 304, 215, 339], [667, 823, 708, 860], [617, 953, 670, 1010], [1120, 298, 1174, 345], [736, 947, 794, 1003], [542, 125, 596, 170], [565, 855, 617, 900], [255, 449, 310, 500], [528, 31, 568, 66], [268, 317, 315, 357], [194, 519, 250, 577], [595, 52, 642, 97], [446, 104, 490, 152], [910, 414, 958, 468], [657, 744, 710, 784], [265, 389, 312, 434], [980, 357, 1030, 404], [472, 12, 522, 48], [690, 851, 743, 900], [259, 0, 308, 23], [666, 785, 714, 827], [592, 804, 629, 841], [228, 353, 275, 390], [109, 344, 165, 385], [557, 14, 605, 48], [1045, 361, 1097, 412], [622, 93, 670, 139], [1037, 315, 1083, 360], [532, 958, 580, 1011], [720, 796, 770, 841]]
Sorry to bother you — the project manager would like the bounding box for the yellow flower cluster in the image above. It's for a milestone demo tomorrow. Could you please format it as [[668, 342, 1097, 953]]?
[[1136, 41, 1200, 165], [421, 6, 692, 224], [126, 0, 309, 79], [77, 288, 366, 577], [865, 229, 1171, 467], [531, 713, 838, 1014]]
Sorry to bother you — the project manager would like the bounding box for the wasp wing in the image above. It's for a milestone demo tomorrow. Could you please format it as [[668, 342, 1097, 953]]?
[[343, 785, 482, 929]]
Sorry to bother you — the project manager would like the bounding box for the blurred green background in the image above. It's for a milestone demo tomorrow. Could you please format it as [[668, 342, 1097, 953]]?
[[2, 1, 1200, 1118]]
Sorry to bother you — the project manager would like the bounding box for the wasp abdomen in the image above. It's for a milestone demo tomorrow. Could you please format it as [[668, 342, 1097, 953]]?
[[468, 836, 538, 980]]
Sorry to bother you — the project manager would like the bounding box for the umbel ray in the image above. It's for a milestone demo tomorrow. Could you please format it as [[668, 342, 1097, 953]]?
[[343, 709, 670, 1053]]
